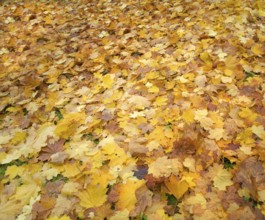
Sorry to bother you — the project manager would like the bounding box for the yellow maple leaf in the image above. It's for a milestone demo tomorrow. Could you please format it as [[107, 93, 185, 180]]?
[[129, 111, 145, 118], [251, 44, 264, 56], [213, 168, 233, 190], [182, 109, 194, 124], [0, 199, 23, 219], [102, 74, 114, 89], [78, 185, 107, 209], [91, 169, 114, 188], [2, 123, 55, 164], [45, 91, 59, 112], [155, 96, 168, 106], [252, 125, 265, 139], [165, 81, 175, 90], [100, 135, 127, 166], [236, 128, 255, 147], [240, 145, 252, 155], [146, 82, 159, 93], [194, 109, 208, 119], [208, 128, 224, 141], [116, 180, 145, 211], [183, 157, 196, 172], [10, 181, 41, 206], [43, 15, 53, 24], [145, 71, 159, 79], [181, 172, 198, 188], [148, 156, 182, 178], [127, 95, 151, 110], [224, 69, 233, 76], [5, 165, 26, 180], [42, 165, 60, 180], [221, 76, 232, 83], [147, 140, 160, 151], [186, 193, 207, 208], [200, 52, 212, 66], [63, 87, 74, 94], [62, 162, 84, 178], [55, 112, 86, 139], [104, 145, 127, 166], [238, 108, 257, 122], [10, 131, 27, 145]]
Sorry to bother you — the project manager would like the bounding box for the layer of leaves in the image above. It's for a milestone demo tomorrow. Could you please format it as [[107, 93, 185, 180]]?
[[0, 0, 265, 219]]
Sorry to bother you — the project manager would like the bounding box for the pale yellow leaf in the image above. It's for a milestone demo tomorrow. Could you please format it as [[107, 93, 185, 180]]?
[[61, 182, 80, 196], [148, 156, 182, 178], [78, 185, 107, 209], [208, 128, 224, 141], [221, 76, 232, 83], [251, 44, 264, 56], [183, 157, 196, 172], [252, 125, 265, 139], [186, 193, 207, 208], [213, 169, 233, 190], [0, 199, 22, 219]]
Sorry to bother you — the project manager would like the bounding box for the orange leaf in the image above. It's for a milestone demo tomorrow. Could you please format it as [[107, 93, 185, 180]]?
[[165, 175, 189, 199]]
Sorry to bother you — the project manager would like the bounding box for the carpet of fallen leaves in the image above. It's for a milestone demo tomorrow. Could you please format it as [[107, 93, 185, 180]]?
[[0, 0, 265, 219]]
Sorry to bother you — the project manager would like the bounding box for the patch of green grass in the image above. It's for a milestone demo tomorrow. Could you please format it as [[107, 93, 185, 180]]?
[[50, 174, 68, 183], [55, 108, 63, 120], [244, 70, 260, 79], [165, 122, 172, 129], [243, 196, 263, 208], [140, 213, 148, 220], [166, 193, 178, 206], [0, 165, 7, 179], [85, 132, 93, 140], [84, 132, 100, 145], [223, 157, 235, 169], [23, 108, 29, 116]]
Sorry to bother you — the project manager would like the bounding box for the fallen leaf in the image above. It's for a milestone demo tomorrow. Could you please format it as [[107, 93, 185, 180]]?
[[78, 185, 107, 209], [165, 175, 189, 199], [55, 112, 86, 139], [213, 166, 233, 190], [148, 156, 182, 178], [251, 44, 264, 56], [115, 180, 145, 211]]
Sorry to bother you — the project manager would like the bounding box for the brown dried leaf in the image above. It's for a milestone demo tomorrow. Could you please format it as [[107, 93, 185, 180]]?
[[234, 157, 265, 200], [38, 139, 65, 162], [130, 185, 153, 216]]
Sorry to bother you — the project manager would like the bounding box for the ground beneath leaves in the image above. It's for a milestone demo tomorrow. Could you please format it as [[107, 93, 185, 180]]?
[[0, 0, 265, 219]]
